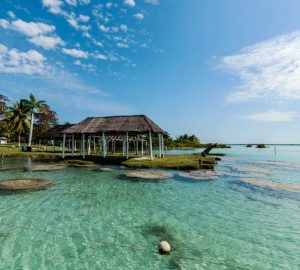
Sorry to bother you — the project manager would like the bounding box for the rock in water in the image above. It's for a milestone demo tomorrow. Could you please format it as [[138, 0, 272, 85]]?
[[125, 170, 172, 180], [159, 241, 171, 255]]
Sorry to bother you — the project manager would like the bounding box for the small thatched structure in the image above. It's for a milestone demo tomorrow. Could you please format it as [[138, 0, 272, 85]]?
[[62, 115, 167, 160], [37, 124, 74, 152], [39, 124, 74, 139]]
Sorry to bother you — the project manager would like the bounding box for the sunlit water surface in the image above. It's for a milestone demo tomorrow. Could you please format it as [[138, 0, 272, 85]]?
[[0, 145, 300, 269]]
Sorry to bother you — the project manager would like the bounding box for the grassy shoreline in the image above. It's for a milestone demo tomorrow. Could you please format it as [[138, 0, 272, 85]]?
[[0, 144, 218, 170]]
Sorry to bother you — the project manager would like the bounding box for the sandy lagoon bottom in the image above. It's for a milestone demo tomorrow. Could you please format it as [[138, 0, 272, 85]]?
[[0, 154, 300, 270]]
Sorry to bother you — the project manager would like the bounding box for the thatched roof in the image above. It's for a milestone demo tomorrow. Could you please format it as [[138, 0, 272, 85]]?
[[63, 115, 166, 135], [38, 124, 74, 139]]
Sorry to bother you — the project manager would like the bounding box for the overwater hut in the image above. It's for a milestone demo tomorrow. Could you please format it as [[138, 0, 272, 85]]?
[[62, 115, 167, 160], [38, 124, 74, 152]]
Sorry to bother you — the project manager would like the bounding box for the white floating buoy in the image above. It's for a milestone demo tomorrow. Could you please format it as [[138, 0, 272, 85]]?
[[159, 241, 171, 255]]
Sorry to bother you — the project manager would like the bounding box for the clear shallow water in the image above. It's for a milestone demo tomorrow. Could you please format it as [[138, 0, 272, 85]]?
[[0, 146, 300, 269]]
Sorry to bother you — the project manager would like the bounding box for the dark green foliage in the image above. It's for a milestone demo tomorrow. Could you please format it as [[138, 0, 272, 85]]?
[[256, 144, 267, 148]]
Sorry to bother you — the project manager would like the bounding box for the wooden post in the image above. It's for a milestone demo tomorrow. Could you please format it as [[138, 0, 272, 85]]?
[[122, 136, 125, 156], [158, 134, 162, 158], [161, 134, 165, 157], [53, 139, 55, 152], [126, 132, 129, 159], [88, 136, 91, 155], [135, 136, 138, 155], [71, 134, 75, 156], [38, 139, 41, 151], [74, 140, 77, 152], [149, 131, 153, 160], [141, 135, 144, 156], [82, 133, 85, 159], [102, 132, 106, 158], [62, 133, 66, 159], [94, 137, 96, 154], [99, 138, 102, 156]]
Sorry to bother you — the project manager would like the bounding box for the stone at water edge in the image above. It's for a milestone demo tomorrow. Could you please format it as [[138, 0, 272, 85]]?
[[159, 241, 171, 255]]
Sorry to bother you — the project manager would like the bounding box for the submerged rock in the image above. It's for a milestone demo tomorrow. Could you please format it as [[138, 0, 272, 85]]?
[[178, 170, 219, 180], [159, 241, 171, 255], [96, 167, 113, 172], [125, 170, 172, 180], [239, 178, 300, 193], [0, 179, 54, 190], [228, 165, 275, 174], [23, 164, 66, 172]]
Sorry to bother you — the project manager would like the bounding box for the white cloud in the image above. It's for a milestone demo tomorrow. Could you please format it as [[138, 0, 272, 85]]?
[[65, 0, 77, 6], [29, 35, 65, 50], [106, 2, 113, 8], [73, 59, 96, 71], [0, 44, 46, 74], [124, 0, 136, 7], [42, 0, 63, 14], [99, 24, 109, 33], [145, 0, 159, 4], [220, 31, 300, 103], [7, 11, 16, 19], [11, 19, 55, 37], [79, 14, 90, 22], [0, 19, 9, 29], [241, 110, 298, 122], [94, 53, 107, 60], [0, 18, 64, 50], [134, 13, 144, 20], [116, 42, 129, 48], [120, 24, 128, 32], [62, 48, 88, 58]]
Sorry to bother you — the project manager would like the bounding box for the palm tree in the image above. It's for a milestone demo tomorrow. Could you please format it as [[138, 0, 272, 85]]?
[[23, 93, 47, 147], [8, 101, 30, 147]]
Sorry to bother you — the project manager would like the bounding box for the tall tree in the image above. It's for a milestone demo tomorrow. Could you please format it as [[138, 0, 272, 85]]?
[[8, 101, 30, 146], [34, 105, 58, 140], [23, 93, 47, 147], [0, 94, 10, 137]]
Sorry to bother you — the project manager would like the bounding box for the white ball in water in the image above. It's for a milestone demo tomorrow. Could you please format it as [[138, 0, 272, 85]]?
[[159, 241, 171, 254]]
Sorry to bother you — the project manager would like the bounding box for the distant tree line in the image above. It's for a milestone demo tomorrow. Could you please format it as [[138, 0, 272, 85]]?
[[0, 93, 58, 146]]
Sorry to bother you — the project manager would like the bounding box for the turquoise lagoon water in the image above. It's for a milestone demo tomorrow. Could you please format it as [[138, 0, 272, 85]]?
[[0, 146, 300, 269]]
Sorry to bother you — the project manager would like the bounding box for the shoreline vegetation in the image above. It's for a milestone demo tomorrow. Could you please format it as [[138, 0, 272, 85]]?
[[0, 144, 219, 170]]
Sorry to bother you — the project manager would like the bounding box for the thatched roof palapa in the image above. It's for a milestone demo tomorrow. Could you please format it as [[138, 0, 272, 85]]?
[[38, 124, 74, 139], [63, 115, 166, 135]]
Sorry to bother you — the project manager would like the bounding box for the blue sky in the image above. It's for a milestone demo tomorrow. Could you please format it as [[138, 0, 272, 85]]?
[[1, 0, 300, 143]]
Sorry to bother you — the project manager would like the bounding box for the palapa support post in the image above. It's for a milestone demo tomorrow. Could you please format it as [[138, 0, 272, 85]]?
[[82, 133, 85, 159], [141, 135, 144, 156], [135, 136, 138, 155], [149, 131, 153, 160], [99, 137, 102, 156], [126, 132, 129, 159], [94, 137, 96, 154], [62, 133, 66, 159], [161, 134, 165, 157], [53, 139, 55, 152], [122, 136, 125, 156], [74, 139, 77, 152], [88, 135, 91, 155], [158, 134, 162, 158], [71, 134, 75, 156], [38, 139, 41, 151], [102, 132, 106, 158]]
